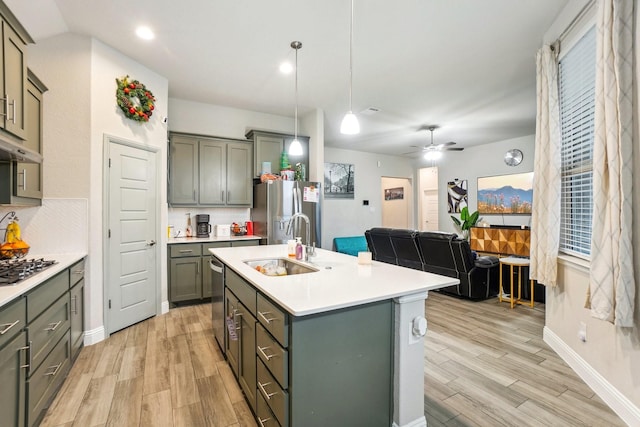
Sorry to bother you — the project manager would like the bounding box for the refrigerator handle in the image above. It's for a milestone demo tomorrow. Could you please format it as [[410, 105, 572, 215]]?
[[293, 186, 300, 214]]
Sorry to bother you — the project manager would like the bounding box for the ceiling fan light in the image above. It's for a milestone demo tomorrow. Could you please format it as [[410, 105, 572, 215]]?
[[424, 150, 442, 161], [288, 138, 303, 156], [340, 112, 360, 134]]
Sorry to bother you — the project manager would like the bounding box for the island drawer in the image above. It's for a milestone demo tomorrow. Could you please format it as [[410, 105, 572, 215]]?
[[170, 243, 202, 258], [226, 269, 256, 314], [257, 359, 288, 427], [257, 294, 288, 347], [27, 270, 69, 322], [0, 297, 26, 348], [256, 324, 288, 388], [257, 392, 282, 427], [28, 293, 70, 374]]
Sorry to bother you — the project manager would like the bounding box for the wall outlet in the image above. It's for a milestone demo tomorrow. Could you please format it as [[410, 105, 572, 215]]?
[[578, 321, 587, 342]]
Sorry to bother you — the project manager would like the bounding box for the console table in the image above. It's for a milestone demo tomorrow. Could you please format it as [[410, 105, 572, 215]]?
[[470, 226, 530, 257]]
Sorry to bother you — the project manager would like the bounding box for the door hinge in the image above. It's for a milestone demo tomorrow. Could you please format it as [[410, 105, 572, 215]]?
[[108, 229, 111, 238], [108, 158, 111, 167], [109, 299, 111, 309]]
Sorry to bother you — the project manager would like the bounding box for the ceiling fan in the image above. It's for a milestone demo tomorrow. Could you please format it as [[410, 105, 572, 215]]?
[[404, 125, 464, 159]]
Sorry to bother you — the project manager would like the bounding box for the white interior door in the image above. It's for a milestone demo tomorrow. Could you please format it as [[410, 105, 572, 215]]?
[[422, 190, 439, 231], [106, 139, 158, 334]]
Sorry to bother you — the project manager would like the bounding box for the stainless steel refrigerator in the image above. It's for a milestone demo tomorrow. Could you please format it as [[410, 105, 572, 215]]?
[[253, 180, 321, 247]]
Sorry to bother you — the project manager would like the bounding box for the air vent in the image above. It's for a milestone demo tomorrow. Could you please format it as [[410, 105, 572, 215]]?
[[361, 106, 380, 115]]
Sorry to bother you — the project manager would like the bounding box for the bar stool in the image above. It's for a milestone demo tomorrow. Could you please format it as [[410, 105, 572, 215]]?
[[499, 256, 534, 308]]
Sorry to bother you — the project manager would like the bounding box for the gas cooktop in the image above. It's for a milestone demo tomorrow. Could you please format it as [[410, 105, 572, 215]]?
[[0, 258, 58, 285]]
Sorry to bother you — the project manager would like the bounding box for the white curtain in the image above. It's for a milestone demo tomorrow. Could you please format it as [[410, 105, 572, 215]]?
[[587, 0, 635, 327], [530, 45, 561, 288]]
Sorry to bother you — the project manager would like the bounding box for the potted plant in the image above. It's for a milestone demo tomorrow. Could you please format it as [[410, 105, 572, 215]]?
[[451, 206, 481, 240]]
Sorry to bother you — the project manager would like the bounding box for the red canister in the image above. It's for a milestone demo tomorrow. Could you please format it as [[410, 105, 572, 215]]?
[[245, 221, 253, 235]]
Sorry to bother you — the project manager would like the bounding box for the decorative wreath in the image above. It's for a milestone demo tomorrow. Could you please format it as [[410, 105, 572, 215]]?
[[116, 75, 156, 122]]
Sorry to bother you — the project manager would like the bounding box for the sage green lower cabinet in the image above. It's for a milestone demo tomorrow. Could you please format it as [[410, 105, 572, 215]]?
[[0, 330, 27, 427], [0, 257, 86, 427], [169, 240, 258, 303], [223, 267, 393, 427]]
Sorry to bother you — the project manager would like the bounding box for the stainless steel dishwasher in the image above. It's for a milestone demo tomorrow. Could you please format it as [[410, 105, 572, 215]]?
[[209, 255, 225, 350]]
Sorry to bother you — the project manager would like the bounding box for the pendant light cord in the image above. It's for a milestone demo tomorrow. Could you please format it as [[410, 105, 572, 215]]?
[[294, 44, 299, 139], [348, 0, 354, 113]]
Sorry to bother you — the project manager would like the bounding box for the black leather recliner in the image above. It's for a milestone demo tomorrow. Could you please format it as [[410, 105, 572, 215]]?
[[416, 231, 500, 300], [365, 228, 397, 264], [389, 229, 424, 270]]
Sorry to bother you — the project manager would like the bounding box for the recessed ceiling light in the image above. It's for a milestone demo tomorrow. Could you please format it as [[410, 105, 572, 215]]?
[[279, 62, 293, 74], [135, 26, 155, 40]]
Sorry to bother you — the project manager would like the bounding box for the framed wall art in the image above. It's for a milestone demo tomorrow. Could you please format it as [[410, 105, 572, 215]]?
[[324, 162, 355, 199]]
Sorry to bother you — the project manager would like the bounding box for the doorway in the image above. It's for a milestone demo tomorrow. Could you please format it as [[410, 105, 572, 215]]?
[[381, 176, 413, 228], [418, 167, 439, 231], [104, 136, 159, 335]]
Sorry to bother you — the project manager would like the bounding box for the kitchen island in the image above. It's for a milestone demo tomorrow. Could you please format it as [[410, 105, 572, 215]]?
[[210, 244, 458, 427]]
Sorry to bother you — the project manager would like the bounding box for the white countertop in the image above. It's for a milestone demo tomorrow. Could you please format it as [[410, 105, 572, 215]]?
[[209, 245, 458, 316], [168, 235, 262, 244], [0, 252, 87, 308]]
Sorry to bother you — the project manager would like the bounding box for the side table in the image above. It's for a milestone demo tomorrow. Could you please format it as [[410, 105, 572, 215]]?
[[499, 256, 534, 309]]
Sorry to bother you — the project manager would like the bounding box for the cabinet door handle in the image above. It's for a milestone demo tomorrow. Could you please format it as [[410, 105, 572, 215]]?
[[44, 362, 62, 377], [258, 311, 276, 323], [1, 96, 7, 118], [18, 169, 26, 190], [72, 295, 78, 315], [258, 381, 278, 399], [9, 99, 16, 124], [45, 321, 62, 332], [19, 341, 32, 370], [257, 345, 277, 360], [0, 319, 20, 335], [257, 416, 272, 427]]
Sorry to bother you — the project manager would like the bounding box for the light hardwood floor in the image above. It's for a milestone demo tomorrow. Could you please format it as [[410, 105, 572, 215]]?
[[424, 292, 626, 427], [40, 293, 625, 427]]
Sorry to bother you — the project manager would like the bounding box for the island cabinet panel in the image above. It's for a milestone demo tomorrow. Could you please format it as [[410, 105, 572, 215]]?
[[288, 301, 393, 427]]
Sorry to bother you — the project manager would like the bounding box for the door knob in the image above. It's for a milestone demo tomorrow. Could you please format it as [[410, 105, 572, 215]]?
[[146, 240, 157, 246]]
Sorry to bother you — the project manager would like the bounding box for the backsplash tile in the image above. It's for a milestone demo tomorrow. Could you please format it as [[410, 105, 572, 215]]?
[[168, 206, 250, 237], [0, 199, 88, 254]]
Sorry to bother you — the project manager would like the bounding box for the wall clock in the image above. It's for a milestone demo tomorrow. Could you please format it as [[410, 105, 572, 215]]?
[[504, 149, 523, 166]]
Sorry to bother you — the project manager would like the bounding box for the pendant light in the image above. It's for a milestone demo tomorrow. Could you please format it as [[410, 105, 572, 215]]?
[[288, 41, 303, 156], [340, 0, 360, 135]]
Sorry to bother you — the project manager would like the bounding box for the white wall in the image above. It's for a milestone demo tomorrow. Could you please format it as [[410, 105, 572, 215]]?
[[25, 33, 170, 343], [322, 147, 413, 249], [540, 1, 640, 423]]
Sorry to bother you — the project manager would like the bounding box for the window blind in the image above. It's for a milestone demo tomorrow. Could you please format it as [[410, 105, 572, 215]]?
[[558, 26, 595, 257]]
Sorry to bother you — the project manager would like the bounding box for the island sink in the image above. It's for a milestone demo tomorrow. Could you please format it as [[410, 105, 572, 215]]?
[[244, 257, 319, 276]]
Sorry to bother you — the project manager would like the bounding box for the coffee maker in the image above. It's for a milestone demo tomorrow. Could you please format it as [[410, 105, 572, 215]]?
[[195, 214, 211, 237]]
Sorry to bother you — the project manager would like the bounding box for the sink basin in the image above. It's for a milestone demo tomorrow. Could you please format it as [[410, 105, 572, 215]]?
[[245, 258, 319, 276]]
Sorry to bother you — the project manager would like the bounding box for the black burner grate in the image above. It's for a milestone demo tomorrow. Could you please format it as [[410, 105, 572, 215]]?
[[0, 258, 57, 285]]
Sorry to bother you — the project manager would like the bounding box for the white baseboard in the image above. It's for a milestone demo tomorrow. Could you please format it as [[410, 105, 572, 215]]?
[[161, 300, 170, 314], [83, 325, 105, 346], [392, 416, 426, 427], [543, 326, 640, 426]]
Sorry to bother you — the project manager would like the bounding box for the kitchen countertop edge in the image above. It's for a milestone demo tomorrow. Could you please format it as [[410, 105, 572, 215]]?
[[0, 252, 87, 308]]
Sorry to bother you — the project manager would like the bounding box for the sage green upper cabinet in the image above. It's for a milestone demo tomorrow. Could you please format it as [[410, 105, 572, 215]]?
[[226, 142, 252, 205], [246, 130, 308, 178], [168, 135, 198, 205], [168, 133, 252, 207], [0, 4, 32, 141], [16, 71, 46, 200]]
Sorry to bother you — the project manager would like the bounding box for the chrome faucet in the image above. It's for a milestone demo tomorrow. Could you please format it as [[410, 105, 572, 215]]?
[[286, 212, 315, 260]]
